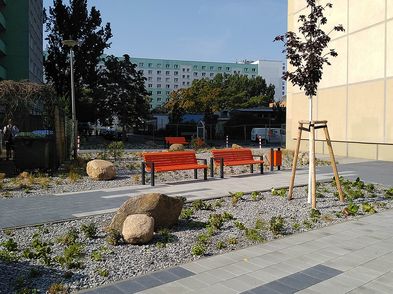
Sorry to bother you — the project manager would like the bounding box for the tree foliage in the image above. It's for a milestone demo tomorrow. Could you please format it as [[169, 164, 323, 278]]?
[[44, 0, 112, 121], [275, 0, 345, 97], [165, 74, 275, 123], [95, 54, 150, 137]]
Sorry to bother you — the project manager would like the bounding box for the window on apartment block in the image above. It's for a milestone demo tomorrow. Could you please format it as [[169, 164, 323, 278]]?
[[202, 73, 206, 77], [252, 68, 256, 72], [202, 66, 206, 70], [193, 72, 198, 76], [182, 82, 185, 85], [166, 91, 170, 95], [166, 85, 170, 89], [157, 77, 161, 81], [157, 97, 162, 101], [218, 67, 222, 71], [193, 65, 198, 70], [148, 91, 152, 95], [187, 68, 190, 72], [166, 71, 170, 75], [148, 84, 152, 88], [187, 75, 190, 78], [157, 84, 161, 88], [157, 70, 161, 74], [210, 73, 214, 77], [174, 71, 178, 75], [174, 84, 179, 89], [226, 67, 230, 71], [148, 70, 153, 74], [157, 91, 162, 94], [182, 75, 186, 78], [187, 82, 190, 85], [148, 77, 152, 81], [148, 63, 152, 67], [139, 62, 144, 67], [157, 64, 161, 68], [166, 77, 170, 82], [210, 66, 214, 70], [174, 78, 178, 82], [166, 64, 170, 68], [244, 68, 248, 72], [174, 64, 179, 69]]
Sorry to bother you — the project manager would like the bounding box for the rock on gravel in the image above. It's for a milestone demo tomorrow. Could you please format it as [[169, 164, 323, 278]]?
[[122, 214, 155, 244], [86, 159, 116, 180]]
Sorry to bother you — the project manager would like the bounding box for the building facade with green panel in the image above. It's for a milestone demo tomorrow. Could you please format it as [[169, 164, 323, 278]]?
[[0, 0, 43, 82], [130, 57, 259, 109]]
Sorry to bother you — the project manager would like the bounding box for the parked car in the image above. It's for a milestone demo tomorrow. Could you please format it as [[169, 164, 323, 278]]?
[[251, 128, 286, 144], [100, 128, 122, 140]]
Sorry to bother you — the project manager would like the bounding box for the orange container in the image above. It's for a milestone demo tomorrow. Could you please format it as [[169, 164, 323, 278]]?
[[273, 150, 282, 166]]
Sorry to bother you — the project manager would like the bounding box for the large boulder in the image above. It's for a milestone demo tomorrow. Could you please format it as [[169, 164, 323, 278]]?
[[108, 193, 184, 232], [122, 214, 154, 244], [232, 144, 243, 149], [169, 144, 185, 152], [86, 159, 116, 180]]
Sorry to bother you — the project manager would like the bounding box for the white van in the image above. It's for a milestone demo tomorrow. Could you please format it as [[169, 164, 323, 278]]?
[[251, 128, 286, 144]]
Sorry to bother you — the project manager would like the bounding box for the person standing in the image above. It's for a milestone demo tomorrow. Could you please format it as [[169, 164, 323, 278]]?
[[3, 119, 19, 160]]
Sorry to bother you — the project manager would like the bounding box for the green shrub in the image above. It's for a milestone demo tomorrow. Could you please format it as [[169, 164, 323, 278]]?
[[57, 228, 79, 245], [191, 244, 206, 256], [269, 216, 285, 235], [180, 208, 194, 220], [384, 188, 393, 198], [206, 226, 216, 237], [81, 223, 97, 239], [192, 199, 204, 210], [251, 191, 261, 201], [303, 219, 314, 229], [343, 202, 359, 216], [365, 183, 375, 193], [222, 211, 234, 221], [1, 238, 18, 252], [310, 209, 321, 222], [255, 219, 268, 230], [91, 250, 103, 262], [105, 229, 123, 246], [230, 192, 244, 206], [362, 202, 377, 214], [216, 241, 227, 249], [47, 283, 67, 294], [0, 250, 18, 262], [234, 221, 246, 230], [26, 233, 52, 266], [292, 223, 300, 231], [227, 237, 238, 245], [197, 233, 210, 245], [208, 214, 224, 230], [271, 188, 287, 198], [245, 228, 266, 242], [97, 268, 109, 277], [56, 243, 84, 269], [214, 199, 224, 208], [107, 141, 125, 161]]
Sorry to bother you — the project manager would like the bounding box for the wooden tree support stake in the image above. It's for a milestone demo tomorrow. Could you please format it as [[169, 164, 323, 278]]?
[[288, 120, 345, 208]]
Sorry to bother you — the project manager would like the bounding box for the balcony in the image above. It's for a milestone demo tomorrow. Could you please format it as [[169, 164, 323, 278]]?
[[0, 12, 5, 31]]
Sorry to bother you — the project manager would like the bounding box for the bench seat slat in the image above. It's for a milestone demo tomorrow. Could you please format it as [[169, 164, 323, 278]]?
[[224, 160, 263, 166]]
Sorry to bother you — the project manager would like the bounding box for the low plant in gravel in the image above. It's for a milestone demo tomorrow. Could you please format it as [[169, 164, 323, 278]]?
[[191, 243, 206, 256], [376, 202, 387, 208], [216, 240, 227, 249], [245, 228, 266, 242], [321, 214, 335, 222], [342, 202, 359, 216], [0, 248, 19, 262], [365, 183, 375, 193], [271, 188, 287, 198], [251, 191, 262, 201], [292, 222, 301, 231], [385, 188, 393, 199], [206, 226, 216, 237], [362, 202, 377, 214], [269, 216, 285, 235], [97, 268, 109, 277], [47, 283, 68, 294], [214, 199, 224, 208], [3, 228, 14, 236], [208, 214, 224, 230], [227, 237, 238, 245], [1, 238, 18, 251], [57, 228, 79, 245], [23, 232, 52, 266], [67, 170, 81, 183], [230, 192, 244, 206], [255, 219, 268, 231], [56, 243, 85, 269], [222, 211, 234, 221], [310, 209, 321, 222], [91, 250, 103, 262], [105, 229, 123, 246], [192, 199, 213, 211], [234, 221, 246, 230], [81, 223, 98, 239], [180, 208, 194, 220], [158, 228, 175, 245], [303, 219, 314, 229], [197, 233, 210, 245], [108, 141, 125, 161]]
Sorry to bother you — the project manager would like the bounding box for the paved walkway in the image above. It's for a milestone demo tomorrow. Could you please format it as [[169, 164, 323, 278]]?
[[80, 208, 393, 294], [0, 165, 359, 229]]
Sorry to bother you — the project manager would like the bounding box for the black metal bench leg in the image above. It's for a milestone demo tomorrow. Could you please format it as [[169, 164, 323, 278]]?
[[194, 169, 198, 179], [210, 158, 214, 177], [141, 162, 146, 185], [260, 163, 263, 174], [204, 159, 208, 180], [220, 158, 224, 178], [250, 164, 254, 173], [151, 162, 155, 186]]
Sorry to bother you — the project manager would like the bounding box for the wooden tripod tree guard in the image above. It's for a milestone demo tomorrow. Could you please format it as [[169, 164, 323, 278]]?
[[288, 120, 344, 209]]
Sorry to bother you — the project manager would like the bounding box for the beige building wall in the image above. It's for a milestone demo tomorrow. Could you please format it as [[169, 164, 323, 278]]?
[[287, 0, 393, 161]]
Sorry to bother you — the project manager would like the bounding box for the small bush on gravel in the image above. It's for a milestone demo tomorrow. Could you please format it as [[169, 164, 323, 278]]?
[[67, 170, 81, 183], [197, 233, 210, 245], [180, 208, 194, 220], [255, 219, 268, 230], [214, 199, 224, 208], [97, 268, 109, 277], [385, 188, 393, 198], [23, 233, 52, 266], [192, 199, 203, 210], [245, 228, 266, 242], [158, 228, 175, 244], [216, 241, 227, 249], [227, 237, 238, 245], [47, 283, 68, 294], [105, 229, 123, 246], [0, 249, 19, 262], [342, 202, 359, 216], [365, 183, 375, 193], [251, 191, 261, 201], [303, 219, 314, 229], [321, 214, 335, 222], [310, 209, 321, 222], [56, 243, 84, 269], [269, 216, 285, 235], [1, 238, 18, 251], [57, 228, 79, 245], [234, 221, 246, 230], [271, 188, 287, 198], [362, 202, 377, 214], [191, 243, 206, 256], [292, 223, 300, 231], [230, 192, 244, 206], [91, 250, 103, 262], [81, 223, 98, 239], [222, 211, 234, 221], [208, 214, 224, 230], [108, 141, 125, 161], [3, 228, 14, 236]]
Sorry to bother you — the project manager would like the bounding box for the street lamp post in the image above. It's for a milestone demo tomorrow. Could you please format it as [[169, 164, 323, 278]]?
[[62, 39, 78, 159]]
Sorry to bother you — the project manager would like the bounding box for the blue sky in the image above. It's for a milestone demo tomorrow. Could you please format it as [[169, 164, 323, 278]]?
[[43, 0, 287, 62]]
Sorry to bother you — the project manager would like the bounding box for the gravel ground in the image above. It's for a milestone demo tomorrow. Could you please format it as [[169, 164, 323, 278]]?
[[0, 148, 306, 199], [1, 181, 393, 293]]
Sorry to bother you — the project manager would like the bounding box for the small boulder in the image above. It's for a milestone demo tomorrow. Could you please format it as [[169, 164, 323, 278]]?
[[232, 144, 242, 149], [108, 193, 184, 232], [86, 159, 116, 180], [122, 214, 154, 244], [169, 144, 185, 151]]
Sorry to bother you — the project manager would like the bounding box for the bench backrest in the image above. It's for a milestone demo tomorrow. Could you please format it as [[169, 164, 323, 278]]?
[[165, 137, 187, 144], [211, 148, 253, 163], [143, 151, 197, 169]]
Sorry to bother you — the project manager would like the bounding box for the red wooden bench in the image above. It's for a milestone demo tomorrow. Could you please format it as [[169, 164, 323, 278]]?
[[165, 137, 188, 147], [210, 148, 264, 178], [142, 151, 208, 186]]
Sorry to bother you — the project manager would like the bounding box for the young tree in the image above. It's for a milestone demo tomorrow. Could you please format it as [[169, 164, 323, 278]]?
[[44, 0, 112, 121], [96, 54, 150, 139], [275, 0, 344, 205]]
